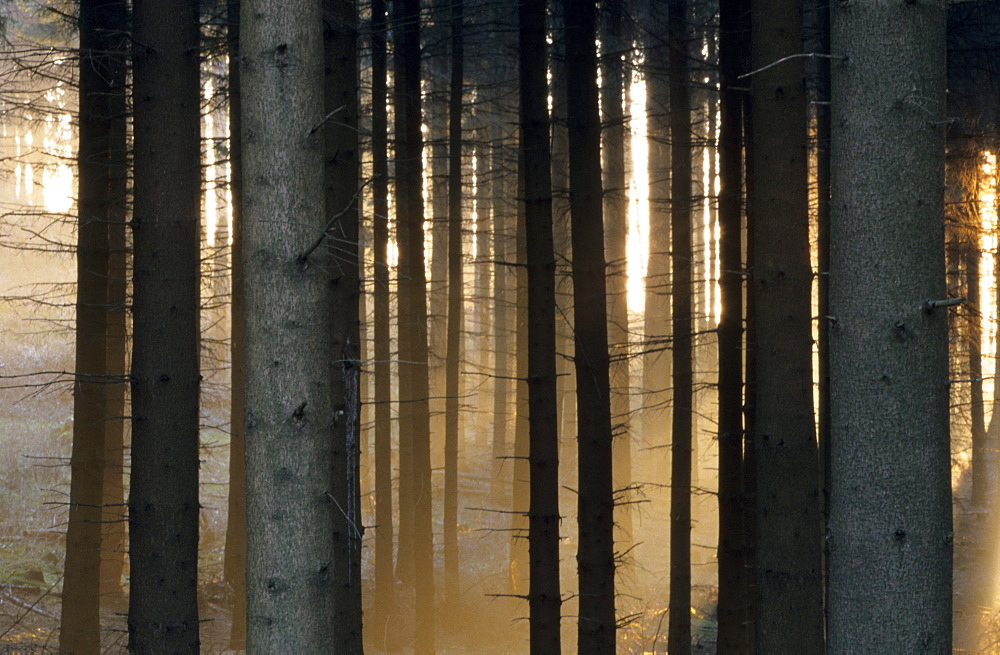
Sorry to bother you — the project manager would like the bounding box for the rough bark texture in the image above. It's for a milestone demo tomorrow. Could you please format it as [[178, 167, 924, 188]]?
[[749, 0, 824, 648], [667, 0, 694, 650], [129, 0, 202, 651], [444, 0, 464, 607], [564, 0, 616, 651], [716, 0, 748, 648], [323, 0, 363, 649], [370, 0, 395, 637], [224, 1, 248, 648], [242, 0, 336, 649], [62, 2, 125, 649], [520, 0, 562, 650], [828, 1, 951, 650]]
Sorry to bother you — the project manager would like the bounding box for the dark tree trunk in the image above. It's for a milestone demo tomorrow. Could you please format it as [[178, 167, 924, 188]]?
[[716, 0, 748, 648], [129, 0, 202, 651], [62, 2, 127, 649], [511, 147, 531, 596], [750, 0, 824, 647], [394, 1, 436, 650], [224, 1, 248, 649], [370, 0, 396, 636], [520, 0, 562, 650], [563, 0, 616, 651], [828, 1, 951, 649], [323, 0, 364, 648], [491, 125, 514, 501], [667, 0, 694, 651], [444, 0, 464, 608]]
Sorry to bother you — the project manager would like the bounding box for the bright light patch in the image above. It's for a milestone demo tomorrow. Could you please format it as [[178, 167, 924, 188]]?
[[981, 151, 998, 418], [627, 78, 649, 314]]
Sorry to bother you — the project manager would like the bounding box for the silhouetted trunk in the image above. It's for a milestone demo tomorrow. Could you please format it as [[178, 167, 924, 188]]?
[[242, 0, 335, 649], [601, 0, 632, 549], [750, 0, 824, 647], [741, 79, 757, 651], [564, 0, 616, 650], [129, 0, 201, 650], [100, 0, 129, 605], [828, 2, 951, 648], [511, 148, 530, 596], [444, 0, 464, 608], [224, 1, 247, 649], [324, 1, 364, 648], [667, 0, 693, 650], [370, 0, 395, 636], [716, 0, 747, 647], [491, 126, 514, 500], [394, 1, 436, 650], [520, 0, 562, 649], [62, 2, 125, 649]]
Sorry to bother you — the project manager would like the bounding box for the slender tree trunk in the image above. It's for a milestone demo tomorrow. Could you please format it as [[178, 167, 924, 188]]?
[[716, 0, 747, 648], [828, 2, 951, 649], [444, 0, 465, 608], [395, 1, 436, 650], [511, 148, 531, 596], [564, 0, 616, 650], [242, 0, 336, 649], [491, 126, 514, 501], [224, 1, 248, 649], [129, 0, 201, 651], [370, 0, 396, 638], [100, 0, 129, 604], [520, 0, 562, 650], [323, 1, 364, 648], [62, 2, 122, 648], [749, 0, 824, 647], [667, 0, 694, 651], [600, 0, 633, 550]]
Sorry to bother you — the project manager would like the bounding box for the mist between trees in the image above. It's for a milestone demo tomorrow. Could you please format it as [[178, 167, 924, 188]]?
[[0, 0, 996, 653]]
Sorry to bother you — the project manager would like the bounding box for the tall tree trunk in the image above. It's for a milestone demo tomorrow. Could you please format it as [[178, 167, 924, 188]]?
[[62, 2, 124, 649], [511, 147, 531, 596], [394, 0, 436, 650], [828, 1, 951, 649], [520, 0, 562, 650], [491, 126, 514, 501], [749, 0, 824, 647], [242, 0, 335, 649], [100, 0, 129, 604], [667, 0, 693, 650], [564, 0, 616, 650], [370, 0, 396, 638], [444, 0, 464, 608], [224, 1, 248, 649], [601, 0, 633, 550], [323, 0, 363, 648], [716, 0, 747, 647], [129, 0, 202, 651]]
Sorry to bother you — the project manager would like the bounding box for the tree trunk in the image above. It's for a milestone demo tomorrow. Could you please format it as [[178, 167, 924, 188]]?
[[666, 0, 693, 650], [370, 0, 396, 637], [224, 1, 248, 649], [444, 0, 465, 608], [242, 0, 335, 649], [520, 0, 562, 650], [62, 2, 124, 648], [129, 0, 202, 651], [828, 1, 951, 649], [323, 1, 364, 649], [491, 125, 514, 501], [715, 0, 748, 647], [394, 1, 436, 650], [563, 0, 616, 651], [749, 0, 824, 647]]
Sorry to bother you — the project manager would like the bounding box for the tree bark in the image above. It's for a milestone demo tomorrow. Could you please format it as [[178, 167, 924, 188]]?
[[242, 0, 336, 649], [520, 0, 562, 650], [129, 0, 202, 651], [323, 0, 363, 649], [828, 1, 951, 649], [563, 0, 616, 651]]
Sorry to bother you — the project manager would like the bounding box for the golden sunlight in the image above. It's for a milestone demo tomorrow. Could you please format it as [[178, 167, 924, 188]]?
[[627, 76, 649, 314], [980, 151, 997, 420]]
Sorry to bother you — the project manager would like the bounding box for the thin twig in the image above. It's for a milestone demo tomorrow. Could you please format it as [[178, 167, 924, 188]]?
[[738, 52, 846, 79]]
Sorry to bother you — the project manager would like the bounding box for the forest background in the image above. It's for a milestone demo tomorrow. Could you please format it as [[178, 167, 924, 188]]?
[[0, 0, 995, 653]]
